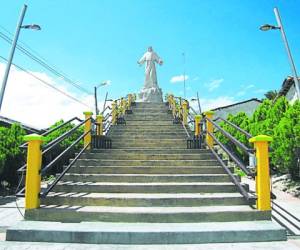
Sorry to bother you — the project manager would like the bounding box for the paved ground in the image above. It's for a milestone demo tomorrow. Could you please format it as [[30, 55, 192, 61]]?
[[0, 187, 300, 249], [0, 240, 300, 250]]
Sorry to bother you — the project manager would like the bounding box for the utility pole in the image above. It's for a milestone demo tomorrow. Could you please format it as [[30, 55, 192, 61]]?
[[0, 5, 27, 112], [182, 52, 186, 98], [0, 4, 41, 112], [274, 7, 300, 99], [94, 86, 98, 115]]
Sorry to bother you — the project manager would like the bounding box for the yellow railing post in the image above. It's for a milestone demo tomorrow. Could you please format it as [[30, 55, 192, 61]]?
[[112, 101, 117, 125], [83, 111, 93, 149], [182, 100, 188, 125], [249, 135, 273, 211], [96, 114, 103, 136], [121, 98, 126, 115], [128, 94, 132, 109], [204, 111, 214, 148], [24, 134, 44, 210], [195, 115, 202, 137]]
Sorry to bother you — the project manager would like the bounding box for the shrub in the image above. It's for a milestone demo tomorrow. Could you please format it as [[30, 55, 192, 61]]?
[[0, 124, 26, 186], [216, 97, 300, 180]]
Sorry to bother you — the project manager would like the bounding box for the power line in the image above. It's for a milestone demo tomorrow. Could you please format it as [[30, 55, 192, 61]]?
[[0, 55, 92, 109], [0, 28, 92, 95]]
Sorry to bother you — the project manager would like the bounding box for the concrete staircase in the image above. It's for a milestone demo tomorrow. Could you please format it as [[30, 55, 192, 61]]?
[[6, 102, 286, 244]]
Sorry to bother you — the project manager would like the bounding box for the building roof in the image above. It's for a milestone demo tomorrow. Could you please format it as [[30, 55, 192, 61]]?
[[0, 115, 41, 134], [278, 76, 299, 97], [211, 98, 262, 111]]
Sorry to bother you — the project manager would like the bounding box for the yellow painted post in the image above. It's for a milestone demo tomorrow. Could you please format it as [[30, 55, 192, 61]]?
[[182, 100, 188, 125], [96, 114, 103, 136], [121, 98, 126, 115], [83, 111, 93, 149], [24, 134, 44, 210], [112, 101, 117, 125], [169, 95, 175, 116], [195, 115, 201, 137], [204, 111, 214, 148], [128, 94, 132, 109], [249, 135, 273, 211]]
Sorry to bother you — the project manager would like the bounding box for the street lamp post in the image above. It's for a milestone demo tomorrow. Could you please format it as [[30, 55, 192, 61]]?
[[0, 4, 41, 112], [94, 81, 108, 115], [182, 52, 186, 98], [260, 7, 300, 99]]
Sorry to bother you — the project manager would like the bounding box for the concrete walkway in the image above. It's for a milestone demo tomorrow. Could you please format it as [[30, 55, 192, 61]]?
[[1, 188, 300, 249], [0, 240, 300, 249], [0, 196, 24, 237]]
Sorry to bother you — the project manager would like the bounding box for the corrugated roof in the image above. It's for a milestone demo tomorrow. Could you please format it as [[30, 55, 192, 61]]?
[[0, 115, 41, 134], [278, 76, 299, 97], [211, 98, 262, 111]]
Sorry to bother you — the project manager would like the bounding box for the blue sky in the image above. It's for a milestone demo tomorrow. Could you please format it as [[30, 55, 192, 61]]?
[[0, 0, 300, 127]]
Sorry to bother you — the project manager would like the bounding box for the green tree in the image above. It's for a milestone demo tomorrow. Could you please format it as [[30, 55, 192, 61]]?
[[0, 124, 26, 186], [264, 90, 278, 100], [272, 101, 300, 178]]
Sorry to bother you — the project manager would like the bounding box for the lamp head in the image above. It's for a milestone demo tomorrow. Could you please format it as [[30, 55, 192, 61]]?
[[259, 24, 280, 31], [21, 24, 41, 30]]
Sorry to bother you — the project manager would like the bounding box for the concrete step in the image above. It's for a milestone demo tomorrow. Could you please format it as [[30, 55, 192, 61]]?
[[24, 205, 271, 223], [112, 137, 187, 147], [91, 148, 210, 154], [108, 132, 188, 138], [6, 220, 286, 244], [79, 152, 214, 160], [73, 159, 220, 167], [52, 182, 238, 193], [109, 134, 187, 139], [131, 109, 170, 114], [125, 120, 173, 125], [111, 124, 184, 130], [126, 116, 173, 121], [112, 145, 187, 149], [134, 102, 168, 107], [60, 173, 237, 183], [41, 193, 249, 207], [66, 165, 230, 175]]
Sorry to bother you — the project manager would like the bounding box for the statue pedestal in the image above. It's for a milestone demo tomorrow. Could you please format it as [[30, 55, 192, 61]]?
[[138, 87, 163, 102]]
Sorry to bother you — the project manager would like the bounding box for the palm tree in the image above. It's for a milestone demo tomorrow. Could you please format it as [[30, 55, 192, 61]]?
[[264, 90, 278, 100]]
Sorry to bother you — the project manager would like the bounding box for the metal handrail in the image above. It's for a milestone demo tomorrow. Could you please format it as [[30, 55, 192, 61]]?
[[189, 106, 198, 115], [182, 123, 190, 138], [40, 141, 90, 197], [207, 131, 254, 176], [208, 141, 256, 202], [206, 117, 254, 154], [42, 118, 87, 152], [20, 117, 82, 148], [41, 129, 90, 175], [101, 105, 110, 114], [215, 117, 252, 139], [18, 117, 89, 172]]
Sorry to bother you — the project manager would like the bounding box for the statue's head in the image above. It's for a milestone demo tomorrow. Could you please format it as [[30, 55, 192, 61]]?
[[148, 46, 153, 52]]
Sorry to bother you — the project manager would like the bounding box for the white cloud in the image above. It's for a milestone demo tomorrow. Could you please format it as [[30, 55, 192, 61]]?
[[0, 63, 96, 129], [245, 84, 255, 89], [170, 75, 189, 83], [205, 79, 224, 92], [192, 76, 199, 81], [189, 96, 235, 113], [236, 91, 246, 97], [254, 89, 266, 94]]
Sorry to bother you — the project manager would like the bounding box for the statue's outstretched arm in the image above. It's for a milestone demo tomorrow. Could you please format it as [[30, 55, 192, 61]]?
[[154, 53, 163, 65], [138, 54, 146, 65]]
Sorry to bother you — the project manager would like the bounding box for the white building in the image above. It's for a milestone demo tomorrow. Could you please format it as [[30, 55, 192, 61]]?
[[278, 76, 300, 104], [211, 98, 262, 120]]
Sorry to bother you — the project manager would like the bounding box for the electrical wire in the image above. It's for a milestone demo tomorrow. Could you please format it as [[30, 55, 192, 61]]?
[[0, 30, 92, 95], [0, 55, 93, 109]]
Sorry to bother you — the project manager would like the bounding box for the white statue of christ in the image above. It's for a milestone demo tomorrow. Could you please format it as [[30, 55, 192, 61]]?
[[137, 47, 164, 102]]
